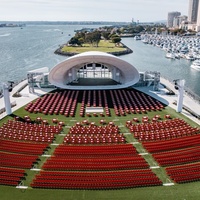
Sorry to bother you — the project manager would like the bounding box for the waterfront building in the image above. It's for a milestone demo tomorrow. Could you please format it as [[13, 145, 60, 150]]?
[[188, 0, 199, 23], [173, 15, 188, 29], [167, 11, 181, 28]]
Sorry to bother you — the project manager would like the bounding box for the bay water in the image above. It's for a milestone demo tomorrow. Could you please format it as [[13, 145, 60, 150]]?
[[0, 25, 199, 96]]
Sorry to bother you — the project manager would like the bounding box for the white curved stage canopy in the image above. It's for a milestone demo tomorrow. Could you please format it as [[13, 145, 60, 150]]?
[[48, 51, 139, 90]]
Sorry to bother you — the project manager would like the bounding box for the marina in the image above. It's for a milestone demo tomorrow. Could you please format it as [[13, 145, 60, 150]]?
[[140, 33, 200, 61]]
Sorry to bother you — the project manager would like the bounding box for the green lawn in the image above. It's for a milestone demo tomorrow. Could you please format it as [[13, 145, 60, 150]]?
[[61, 40, 127, 54], [1, 182, 200, 200], [0, 89, 200, 200]]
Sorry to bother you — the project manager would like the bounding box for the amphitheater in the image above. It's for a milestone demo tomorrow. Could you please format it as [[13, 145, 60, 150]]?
[[0, 51, 200, 200]]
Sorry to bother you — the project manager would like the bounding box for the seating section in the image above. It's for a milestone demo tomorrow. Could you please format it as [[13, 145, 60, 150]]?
[[142, 133, 200, 153], [135, 119, 200, 184], [166, 162, 200, 183], [0, 151, 38, 169], [128, 118, 199, 142], [126, 117, 200, 184], [0, 166, 26, 186], [64, 123, 125, 144], [31, 169, 162, 189], [0, 137, 48, 186], [0, 139, 48, 155], [31, 144, 162, 189], [43, 144, 149, 170], [153, 146, 200, 166], [0, 119, 62, 187], [0, 120, 62, 143], [25, 89, 164, 117], [110, 90, 164, 116]]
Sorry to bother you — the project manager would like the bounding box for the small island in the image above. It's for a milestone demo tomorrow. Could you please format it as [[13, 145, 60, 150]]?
[[54, 28, 133, 56]]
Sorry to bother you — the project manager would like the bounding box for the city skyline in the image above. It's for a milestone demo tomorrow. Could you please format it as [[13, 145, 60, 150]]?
[[0, 0, 188, 22]]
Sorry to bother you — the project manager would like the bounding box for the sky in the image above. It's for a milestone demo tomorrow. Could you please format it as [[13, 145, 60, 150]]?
[[0, 0, 189, 22]]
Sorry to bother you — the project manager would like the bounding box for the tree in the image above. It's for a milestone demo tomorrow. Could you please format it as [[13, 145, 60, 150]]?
[[92, 31, 101, 47], [102, 31, 110, 40], [68, 37, 81, 46], [85, 31, 101, 47], [111, 35, 121, 46]]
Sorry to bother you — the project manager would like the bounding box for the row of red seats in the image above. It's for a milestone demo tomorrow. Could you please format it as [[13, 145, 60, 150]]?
[[69, 125, 119, 134], [44, 156, 146, 165], [0, 167, 26, 186], [128, 118, 188, 132], [80, 90, 86, 117], [166, 162, 200, 175], [142, 134, 200, 153], [54, 144, 138, 156], [67, 133, 121, 137], [63, 135, 125, 144], [3, 120, 62, 133], [166, 163, 200, 183], [42, 162, 149, 171], [63, 91, 79, 117], [0, 131, 54, 143], [38, 168, 153, 176], [0, 151, 38, 169], [103, 90, 111, 116], [152, 146, 200, 166], [133, 126, 199, 142], [0, 139, 48, 155], [58, 90, 71, 115], [110, 90, 123, 116], [31, 173, 162, 189]]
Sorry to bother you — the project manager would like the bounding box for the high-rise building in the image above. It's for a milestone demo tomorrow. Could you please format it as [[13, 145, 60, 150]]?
[[196, 1, 200, 31], [167, 12, 181, 28], [188, 0, 199, 23]]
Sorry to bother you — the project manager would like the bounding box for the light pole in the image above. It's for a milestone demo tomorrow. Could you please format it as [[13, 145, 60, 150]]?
[[173, 79, 185, 113], [1, 82, 14, 115]]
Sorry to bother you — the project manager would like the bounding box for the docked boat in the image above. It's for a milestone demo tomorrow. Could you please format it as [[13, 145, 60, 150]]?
[[190, 60, 200, 70], [185, 53, 195, 61], [165, 52, 175, 59], [134, 36, 141, 40]]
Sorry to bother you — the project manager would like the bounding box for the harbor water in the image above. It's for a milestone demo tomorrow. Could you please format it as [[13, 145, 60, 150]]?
[[0, 25, 199, 97]]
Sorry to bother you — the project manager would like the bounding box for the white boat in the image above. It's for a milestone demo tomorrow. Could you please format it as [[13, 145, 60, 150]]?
[[134, 36, 141, 40], [142, 39, 148, 44], [190, 60, 200, 70], [165, 52, 175, 59], [185, 53, 195, 61]]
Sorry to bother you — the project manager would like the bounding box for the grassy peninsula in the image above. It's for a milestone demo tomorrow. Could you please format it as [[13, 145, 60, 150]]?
[[55, 40, 132, 56]]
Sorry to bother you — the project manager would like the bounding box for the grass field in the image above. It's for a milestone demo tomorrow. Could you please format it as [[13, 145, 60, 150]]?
[[1, 179, 200, 200], [61, 40, 127, 54], [0, 89, 200, 200]]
